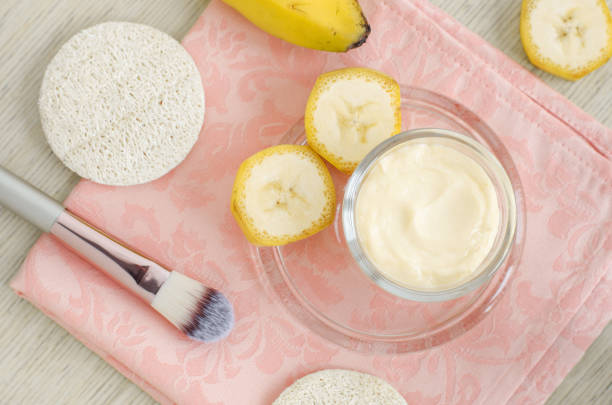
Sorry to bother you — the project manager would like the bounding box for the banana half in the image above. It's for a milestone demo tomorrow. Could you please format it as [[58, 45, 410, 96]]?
[[521, 0, 612, 80], [221, 0, 370, 52], [231, 145, 336, 246], [305, 67, 402, 173]]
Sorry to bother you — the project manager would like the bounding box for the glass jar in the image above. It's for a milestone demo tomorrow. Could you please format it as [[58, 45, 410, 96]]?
[[343, 129, 517, 302]]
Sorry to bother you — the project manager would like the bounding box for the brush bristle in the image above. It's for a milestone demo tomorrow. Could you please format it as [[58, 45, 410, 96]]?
[[151, 272, 234, 343]]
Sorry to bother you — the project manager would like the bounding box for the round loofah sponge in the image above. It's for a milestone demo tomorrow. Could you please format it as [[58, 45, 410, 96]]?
[[273, 369, 407, 405], [39, 22, 205, 186]]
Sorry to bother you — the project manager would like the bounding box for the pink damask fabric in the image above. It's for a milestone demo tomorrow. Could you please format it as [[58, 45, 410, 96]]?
[[11, 0, 612, 404]]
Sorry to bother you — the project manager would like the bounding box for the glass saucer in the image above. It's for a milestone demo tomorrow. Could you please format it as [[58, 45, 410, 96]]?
[[251, 86, 525, 354]]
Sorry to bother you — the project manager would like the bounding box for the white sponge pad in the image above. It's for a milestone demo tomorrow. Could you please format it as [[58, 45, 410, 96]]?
[[273, 369, 407, 405], [39, 22, 205, 186]]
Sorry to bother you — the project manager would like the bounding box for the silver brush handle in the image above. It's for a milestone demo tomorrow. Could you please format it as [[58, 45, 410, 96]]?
[[0, 166, 170, 303], [50, 211, 170, 303], [0, 166, 64, 232]]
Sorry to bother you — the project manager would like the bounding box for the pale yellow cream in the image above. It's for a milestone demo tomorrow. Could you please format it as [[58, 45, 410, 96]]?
[[356, 142, 500, 289]]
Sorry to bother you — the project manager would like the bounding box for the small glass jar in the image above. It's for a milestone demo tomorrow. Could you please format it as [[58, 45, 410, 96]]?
[[343, 128, 517, 302]]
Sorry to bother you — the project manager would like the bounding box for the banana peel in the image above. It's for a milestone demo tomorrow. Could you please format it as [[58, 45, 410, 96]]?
[[221, 0, 370, 52]]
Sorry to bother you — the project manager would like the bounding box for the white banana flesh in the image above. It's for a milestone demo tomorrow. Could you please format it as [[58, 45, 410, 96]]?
[[312, 79, 396, 163], [244, 153, 328, 237], [529, 0, 610, 69]]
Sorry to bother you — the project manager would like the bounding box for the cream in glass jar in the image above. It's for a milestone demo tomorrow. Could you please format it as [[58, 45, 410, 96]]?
[[355, 141, 500, 289], [342, 129, 517, 301]]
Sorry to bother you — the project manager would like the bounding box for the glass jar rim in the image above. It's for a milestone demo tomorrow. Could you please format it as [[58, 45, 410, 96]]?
[[342, 128, 518, 302]]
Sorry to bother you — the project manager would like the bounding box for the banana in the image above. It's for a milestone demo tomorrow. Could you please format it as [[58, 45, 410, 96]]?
[[221, 0, 370, 52], [305, 67, 401, 173], [520, 0, 612, 80], [231, 145, 335, 246]]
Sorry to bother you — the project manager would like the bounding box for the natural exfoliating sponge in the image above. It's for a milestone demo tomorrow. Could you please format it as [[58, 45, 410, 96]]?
[[272, 369, 407, 405], [39, 22, 205, 186]]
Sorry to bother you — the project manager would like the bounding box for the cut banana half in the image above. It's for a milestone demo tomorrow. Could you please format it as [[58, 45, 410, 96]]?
[[521, 0, 612, 80], [305, 67, 401, 173], [231, 145, 336, 246]]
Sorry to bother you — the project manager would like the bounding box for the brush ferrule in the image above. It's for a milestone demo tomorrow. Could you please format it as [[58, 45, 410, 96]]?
[[50, 211, 170, 303]]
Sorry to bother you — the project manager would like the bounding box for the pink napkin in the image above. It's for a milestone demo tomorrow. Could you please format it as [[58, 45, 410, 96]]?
[[11, 0, 611, 404]]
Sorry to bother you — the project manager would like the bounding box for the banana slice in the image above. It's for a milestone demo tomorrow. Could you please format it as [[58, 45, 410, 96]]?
[[305, 67, 401, 173], [521, 0, 612, 80], [231, 145, 335, 246]]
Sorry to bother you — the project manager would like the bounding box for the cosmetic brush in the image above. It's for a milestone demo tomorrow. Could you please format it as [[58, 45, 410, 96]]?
[[0, 166, 234, 342]]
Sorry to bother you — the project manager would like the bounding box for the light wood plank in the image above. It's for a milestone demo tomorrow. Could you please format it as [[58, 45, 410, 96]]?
[[0, 0, 609, 404]]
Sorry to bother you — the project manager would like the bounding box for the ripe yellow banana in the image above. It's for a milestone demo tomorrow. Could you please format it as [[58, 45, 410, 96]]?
[[221, 0, 370, 52]]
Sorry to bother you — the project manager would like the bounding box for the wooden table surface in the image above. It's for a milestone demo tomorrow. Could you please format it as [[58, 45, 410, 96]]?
[[0, 0, 610, 403]]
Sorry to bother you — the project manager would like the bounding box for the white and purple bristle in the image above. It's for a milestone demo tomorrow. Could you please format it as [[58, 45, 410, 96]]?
[[151, 272, 234, 342]]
